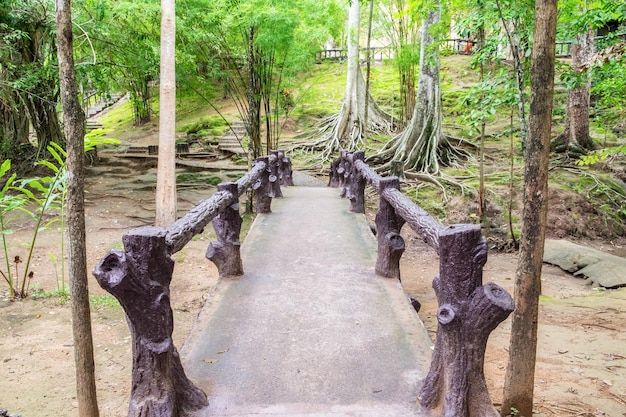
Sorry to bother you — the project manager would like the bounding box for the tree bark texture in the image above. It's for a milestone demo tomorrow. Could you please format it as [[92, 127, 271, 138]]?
[[247, 27, 262, 159], [55, 1, 100, 415], [557, 28, 594, 152], [372, 0, 465, 175], [275, 150, 294, 186], [206, 183, 244, 277], [345, 151, 366, 213], [328, 151, 349, 189], [374, 178, 406, 279], [269, 150, 283, 198], [253, 156, 273, 213], [501, 1, 557, 415], [420, 225, 514, 417], [155, 0, 177, 227], [93, 227, 208, 417]]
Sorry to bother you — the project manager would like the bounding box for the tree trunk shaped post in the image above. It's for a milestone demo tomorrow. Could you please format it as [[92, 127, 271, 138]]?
[[269, 150, 283, 198], [375, 177, 406, 279], [253, 156, 272, 214], [275, 149, 294, 186], [338, 150, 349, 194], [206, 183, 244, 278], [93, 227, 208, 417], [419, 224, 514, 417], [339, 150, 353, 199], [346, 151, 366, 213], [328, 156, 342, 188]]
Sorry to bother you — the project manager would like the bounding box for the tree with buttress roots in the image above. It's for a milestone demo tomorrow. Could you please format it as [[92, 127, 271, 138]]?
[[369, 0, 470, 180], [301, 0, 396, 163]]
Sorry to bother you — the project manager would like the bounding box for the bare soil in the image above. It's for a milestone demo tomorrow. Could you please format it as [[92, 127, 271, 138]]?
[[0, 152, 624, 417], [1, 97, 626, 417]]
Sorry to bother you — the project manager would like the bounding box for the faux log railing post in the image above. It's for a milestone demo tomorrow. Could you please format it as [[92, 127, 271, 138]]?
[[346, 151, 366, 213], [275, 149, 294, 186], [375, 177, 406, 279], [253, 156, 272, 214], [328, 156, 342, 187], [419, 224, 514, 417], [93, 227, 208, 417], [206, 183, 244, 277], [269, 150, 283, 198]]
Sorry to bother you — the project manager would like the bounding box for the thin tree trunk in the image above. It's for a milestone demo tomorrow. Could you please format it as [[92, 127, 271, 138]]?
[[363, 0, 375, 147], [495, 0, 529, 149], [501, 0, 557, 416], [247, 27, 262, 159], [155, 0, 177, 227], [55, 1, 100, 415]]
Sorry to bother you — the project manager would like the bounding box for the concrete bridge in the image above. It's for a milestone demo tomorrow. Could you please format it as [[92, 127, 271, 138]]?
[[93, 151, 513, 417]]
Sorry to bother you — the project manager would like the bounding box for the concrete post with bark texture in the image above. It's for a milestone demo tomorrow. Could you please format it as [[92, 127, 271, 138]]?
[[269, 150, 283, 198], [253, 156, 273, 214], [275, 149, 294, 186], [329, 150, 349, 189], [346, 151, 366, 213], [419, 224, 514, 417], [206, 182, 244, 277], [93, 227, 208, 417], [374, 177, 406, 279]]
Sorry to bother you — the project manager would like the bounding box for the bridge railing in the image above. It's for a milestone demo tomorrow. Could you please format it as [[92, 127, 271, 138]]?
[[92, 150, 293, 417], [330, 150, 515, 417]]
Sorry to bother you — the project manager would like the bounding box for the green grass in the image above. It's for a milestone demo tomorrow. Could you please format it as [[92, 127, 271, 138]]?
[[90, 294, 121, 308]]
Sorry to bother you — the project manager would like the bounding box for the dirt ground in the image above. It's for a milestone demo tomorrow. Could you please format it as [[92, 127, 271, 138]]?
[[0, 151, 625, 417]]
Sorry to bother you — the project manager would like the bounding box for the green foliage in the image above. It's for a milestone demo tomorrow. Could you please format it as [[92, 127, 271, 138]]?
[[577, 145, 626, 166], [461, 69, 517, 136], [89, 294, 120, 308]]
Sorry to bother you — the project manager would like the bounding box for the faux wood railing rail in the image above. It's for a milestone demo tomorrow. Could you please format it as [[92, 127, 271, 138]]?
[[330, 151, 515, 417], [93, 151, 292, 417]]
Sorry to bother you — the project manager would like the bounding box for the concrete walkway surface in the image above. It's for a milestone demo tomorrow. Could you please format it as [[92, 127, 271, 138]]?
[[181, 182, 434, 416]]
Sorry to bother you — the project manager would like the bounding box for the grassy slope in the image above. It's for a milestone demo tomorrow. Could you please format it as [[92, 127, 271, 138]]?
[[98, 55, 626, 243]]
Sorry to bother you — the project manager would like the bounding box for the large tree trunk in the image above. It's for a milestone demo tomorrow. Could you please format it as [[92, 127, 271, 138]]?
[[0, 101, 30, 161], [371, 0, 467, 175], [55, 1, 100, 416], [500, 0, 557, 416], [300, 0, 395, 163], [554, 28, 594, 152], [155, 0, 177, 227], [25, 87, 65, 157]]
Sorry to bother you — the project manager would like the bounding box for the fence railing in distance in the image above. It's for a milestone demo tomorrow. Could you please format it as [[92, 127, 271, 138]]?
[[330, 151, 515, 417], [92, 151, 293, 417]]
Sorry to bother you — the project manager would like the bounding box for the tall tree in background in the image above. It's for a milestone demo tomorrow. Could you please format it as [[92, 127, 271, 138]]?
[[555, 27, 595, 152], [494, 0, 534, 149], [204, 0, 341, 159], [0, 0, 64, 165], [55, 0, 100, 415], [379, 0, 420, 126], [371, 0, 468, 177], [155, 0, 177, 227], [304, 0, 396, 162], [501, 0, 557, 415]]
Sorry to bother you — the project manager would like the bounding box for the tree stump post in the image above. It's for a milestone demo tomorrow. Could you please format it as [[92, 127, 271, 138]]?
[[346, 151, 366, 213], [390, 160, 406, 181], [339, 150, 352, 198], [269, 150, 283, 198], [275, 149, 294, 186], [206, 183, 244, 277], [419, 224, 514, 417], [253, 156, 272, 214], [328, 156, 342, 187], [375, 177, 406, 279], [93, 227, 208, 417]]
